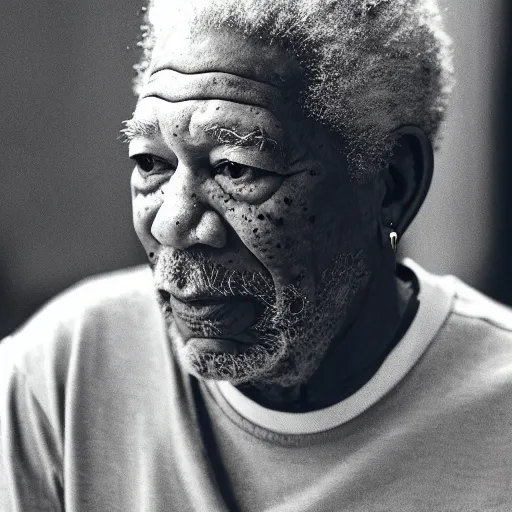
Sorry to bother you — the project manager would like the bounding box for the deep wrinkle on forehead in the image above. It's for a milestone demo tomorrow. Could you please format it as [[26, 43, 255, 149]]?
[[140, 68, 287, 123], [143, 69, 283, 108], [124, 66, 307, 176]]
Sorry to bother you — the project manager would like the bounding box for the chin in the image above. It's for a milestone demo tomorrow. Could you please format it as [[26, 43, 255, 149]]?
[[169, 320, 284, 384], [171, 319, 319, 388], [179, 343, 283, 385]]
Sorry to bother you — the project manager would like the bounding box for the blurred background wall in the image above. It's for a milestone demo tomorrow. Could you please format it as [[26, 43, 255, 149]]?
[[0, 0, 146, 337], [0, 0, 511, 339], [402, 0, 512, 304]]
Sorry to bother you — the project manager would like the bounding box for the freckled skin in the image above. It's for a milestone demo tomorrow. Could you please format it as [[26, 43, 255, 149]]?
[[129, 28, 404, 398], [131, 96, 377, 298]]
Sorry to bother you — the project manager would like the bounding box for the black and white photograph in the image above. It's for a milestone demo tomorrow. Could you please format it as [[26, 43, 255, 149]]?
[[1, 0, 512, 510]]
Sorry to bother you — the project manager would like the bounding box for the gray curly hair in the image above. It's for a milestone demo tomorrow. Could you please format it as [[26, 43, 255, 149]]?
[[133, 0, 454, 182]]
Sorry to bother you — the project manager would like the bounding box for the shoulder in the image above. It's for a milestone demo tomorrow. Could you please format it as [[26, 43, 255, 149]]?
[[450, 277, 512, 332], [403, 259, 512, 404], [432, 267, 512, 353], [443, 276, 512, 376], [404, 257, 512, 340], [0, 266, 158, 508], [0, 265, 158, 408]]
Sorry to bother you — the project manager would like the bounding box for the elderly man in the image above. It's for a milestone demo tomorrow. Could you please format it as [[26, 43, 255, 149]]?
[[2, 0, 512, 510]]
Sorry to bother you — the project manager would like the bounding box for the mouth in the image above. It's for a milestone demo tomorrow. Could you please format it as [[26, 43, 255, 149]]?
[[170, 294, 244, 321], [158, 289, 264, 338]]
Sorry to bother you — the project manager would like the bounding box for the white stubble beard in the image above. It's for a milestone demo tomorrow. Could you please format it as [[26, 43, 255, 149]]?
[[156, 249, 370, 387]]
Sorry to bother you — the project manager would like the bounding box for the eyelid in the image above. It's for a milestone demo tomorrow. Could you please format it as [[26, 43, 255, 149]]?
[[130, 153, 176, 169], [211, 158, 306, 181], [212, 159, 257, 170], [212, 160, 269, 181], [209, 146, 287, 175]]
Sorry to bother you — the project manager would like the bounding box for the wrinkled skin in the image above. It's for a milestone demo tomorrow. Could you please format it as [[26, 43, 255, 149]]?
[[128, 27, 405, 402]]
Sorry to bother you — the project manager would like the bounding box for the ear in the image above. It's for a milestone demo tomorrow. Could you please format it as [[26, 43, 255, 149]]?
[[379, 125, 433, 239]]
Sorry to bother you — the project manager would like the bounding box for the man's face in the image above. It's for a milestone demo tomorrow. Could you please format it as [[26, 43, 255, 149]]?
[[128, 27, 378, 387]]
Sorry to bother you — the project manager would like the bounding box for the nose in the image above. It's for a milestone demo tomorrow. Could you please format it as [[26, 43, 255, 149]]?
[[151, 166, 227, 250]]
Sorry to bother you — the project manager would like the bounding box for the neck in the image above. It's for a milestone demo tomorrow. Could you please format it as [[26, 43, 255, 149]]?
[[237, 260, 415, 412]]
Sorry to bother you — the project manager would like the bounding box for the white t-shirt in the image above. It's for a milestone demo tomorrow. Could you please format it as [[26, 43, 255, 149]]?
[[1, 259, 512, 511]]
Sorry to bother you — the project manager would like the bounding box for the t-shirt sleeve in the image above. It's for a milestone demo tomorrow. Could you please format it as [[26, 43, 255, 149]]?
[[0, 334, 64, 511]]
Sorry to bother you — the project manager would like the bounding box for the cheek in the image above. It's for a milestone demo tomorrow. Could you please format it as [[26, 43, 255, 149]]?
[[310, 180, 379, 268], [217, 173, 326, 284], [225, 171, 373, 284]]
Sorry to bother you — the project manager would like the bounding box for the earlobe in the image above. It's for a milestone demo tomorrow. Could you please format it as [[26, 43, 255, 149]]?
[[379, 125, 434, 240]]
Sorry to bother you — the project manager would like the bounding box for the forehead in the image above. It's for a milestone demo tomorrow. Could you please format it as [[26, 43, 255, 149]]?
[[149, 26, 301, 87], [137, 67, 285, 135], [139, 26, 301, 126], [132, 28, 303, 161]]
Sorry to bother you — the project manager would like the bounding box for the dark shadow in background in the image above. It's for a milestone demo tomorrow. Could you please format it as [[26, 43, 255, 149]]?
[[488, 2, 512, 305]]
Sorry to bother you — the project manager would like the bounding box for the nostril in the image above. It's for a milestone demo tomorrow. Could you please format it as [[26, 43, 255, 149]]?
[[158, 289, 171, 303], [177, 278, 186, 289]]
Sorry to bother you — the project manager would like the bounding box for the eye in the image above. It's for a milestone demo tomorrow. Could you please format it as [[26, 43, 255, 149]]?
[[213, 161, 254, 181], [212, 160, 283, 204], [130, 153, 175, 175]]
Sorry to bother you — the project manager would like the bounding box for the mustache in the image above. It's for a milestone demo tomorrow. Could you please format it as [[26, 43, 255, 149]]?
[[151, 249, 277, 307]]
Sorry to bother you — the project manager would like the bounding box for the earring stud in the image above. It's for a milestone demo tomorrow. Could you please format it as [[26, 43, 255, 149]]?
[[389, 224, 398, 252]]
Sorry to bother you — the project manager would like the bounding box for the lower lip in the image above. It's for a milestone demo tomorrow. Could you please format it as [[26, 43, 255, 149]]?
[[186, 337, 247, 355], [169, 295, 260, 336]]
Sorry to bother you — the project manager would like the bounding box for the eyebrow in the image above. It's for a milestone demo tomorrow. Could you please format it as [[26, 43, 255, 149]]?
[[203, 124, 278, 151], [119, 117, 161, 143], [120, 117, 278, 152]]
